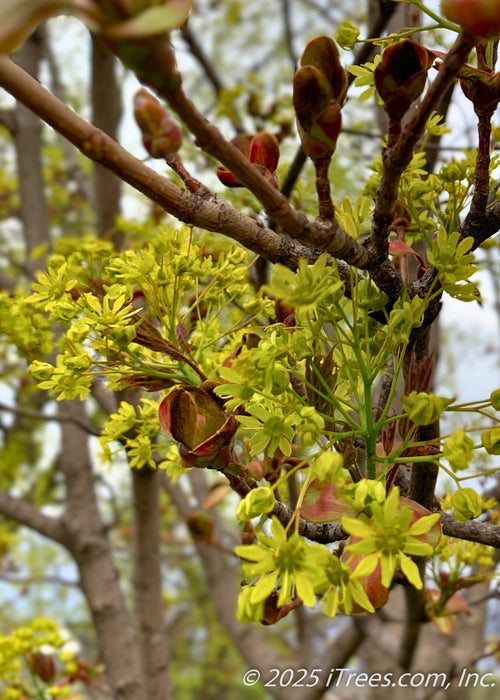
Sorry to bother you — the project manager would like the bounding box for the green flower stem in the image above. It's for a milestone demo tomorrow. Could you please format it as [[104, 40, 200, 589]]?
[[358, 23, 443, 42], [455, 466, 500, 481], [391, 454, 440, 464], [363, 383, 377, 480], [301, 366, 360, 430], [407, 0, 461, 33]]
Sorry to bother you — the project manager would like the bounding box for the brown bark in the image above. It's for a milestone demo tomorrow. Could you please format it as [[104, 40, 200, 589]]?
[[132, 467, 172, 700], [91, 35, 122, 246], [58, 401, 145, 700], [11, 30, 49, 265]]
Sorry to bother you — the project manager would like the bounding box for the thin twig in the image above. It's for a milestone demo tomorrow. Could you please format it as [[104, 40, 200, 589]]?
[[0, 401, 101, 436]]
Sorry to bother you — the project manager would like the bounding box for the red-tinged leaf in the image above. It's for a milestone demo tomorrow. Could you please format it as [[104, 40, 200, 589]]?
[[216, 167, 243, 188], [261, 590, 302, 625], [342, 539, 389, 613], [313, 102, 342, 144], [399, 496, 442, 548], [117, 373, 176, 391], [443, 592, 471, 616], [429, 614, 456, 635], [159, 386, 197, 445], [460, 70, 500, 112], [301, 480, 355, 523], [250, 132, 280, 173], [29, 652, 55, 683], [177, 414, 238, 469], [389, 239, 428, 275], [381, 419, 397, 456], [222, 345, 243, 367], [216, 135, 252, 187], [159, 386, 238, 468]]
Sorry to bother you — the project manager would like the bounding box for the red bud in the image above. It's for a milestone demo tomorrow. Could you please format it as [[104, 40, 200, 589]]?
[[134, 88, 182, 158], [216, 132, 280, 188], [374, 40, 431, 119]]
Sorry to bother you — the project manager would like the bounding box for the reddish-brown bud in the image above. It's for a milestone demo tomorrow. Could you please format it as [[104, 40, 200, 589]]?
[[293, 36, 346, 161], [374, 40, 432, 119], [29, 652, 56, 684], [186, 512, 214, 541], [293, 65, 334, 131], [216, 132, 280, 188], [300, 36, 347, 105], [134, 88, 182, 158], [458, 66, 500, 113]]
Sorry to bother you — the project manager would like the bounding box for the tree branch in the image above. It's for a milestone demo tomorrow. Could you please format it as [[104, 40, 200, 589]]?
[[0, 401, 101, 436], [132, 466, 172, 700], [0, 106, 15, 132], [0, 490, 66, 543], [42, 35, 94, 204], [440, 512, 500, 548], [91, 35, 122, 246], [11, 30, 50, 263], [131, 43, 373, 261], [57, 402, 145, 700], [0, 54, 358, 273]]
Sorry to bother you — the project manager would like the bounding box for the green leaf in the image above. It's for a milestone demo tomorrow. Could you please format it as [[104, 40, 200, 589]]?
[[236, 486, 275, 521], [401, 391, 454, 425], [443, 429, 475, 471]]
